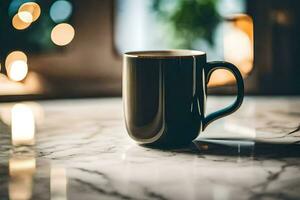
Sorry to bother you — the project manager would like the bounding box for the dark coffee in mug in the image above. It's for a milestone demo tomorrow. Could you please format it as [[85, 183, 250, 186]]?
[[123, 50, 244, 147]]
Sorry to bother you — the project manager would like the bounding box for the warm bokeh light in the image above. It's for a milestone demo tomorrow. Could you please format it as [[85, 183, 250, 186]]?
[[19, 2, 41, 22], [5, 51, 27, 68], [208, 69, 235, 87], [224, 15, 253, 75], [8, 60, 28, 82], [11, 103, 35, 146], [224, 27, 253, 72], [9, 155, 36, 200], [18, 11, 33, 23], [50, 0, 73, 23], [51, 23, 75, 46], [208, 14, 253, 87], [12, 13, 31, 30], [5, 51, 28, 82], [51, 166, 67, 200], [233, 14, 253, 43]]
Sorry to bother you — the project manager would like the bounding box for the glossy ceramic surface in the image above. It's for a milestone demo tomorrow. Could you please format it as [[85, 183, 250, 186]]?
[[123, 50, 244, 146]]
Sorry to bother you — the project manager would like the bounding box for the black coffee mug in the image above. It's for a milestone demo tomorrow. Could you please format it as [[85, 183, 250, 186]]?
[[123, 50, 244, 147]]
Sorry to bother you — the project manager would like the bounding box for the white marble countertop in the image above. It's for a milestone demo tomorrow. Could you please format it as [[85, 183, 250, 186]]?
[[0, 97, 299, 200]]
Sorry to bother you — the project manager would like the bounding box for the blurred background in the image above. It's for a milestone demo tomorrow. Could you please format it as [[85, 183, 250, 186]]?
[[0, 0, 299, 101]]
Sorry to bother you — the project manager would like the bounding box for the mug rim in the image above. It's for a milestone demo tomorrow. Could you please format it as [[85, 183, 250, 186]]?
[[124, 49, 206, 58]]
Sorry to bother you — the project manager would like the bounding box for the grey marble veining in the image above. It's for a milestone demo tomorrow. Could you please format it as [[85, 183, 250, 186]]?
[[0, 97, 299, 200]]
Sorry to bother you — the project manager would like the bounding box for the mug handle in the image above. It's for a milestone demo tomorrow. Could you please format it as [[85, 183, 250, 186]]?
[[202, 61, 244, 130]]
